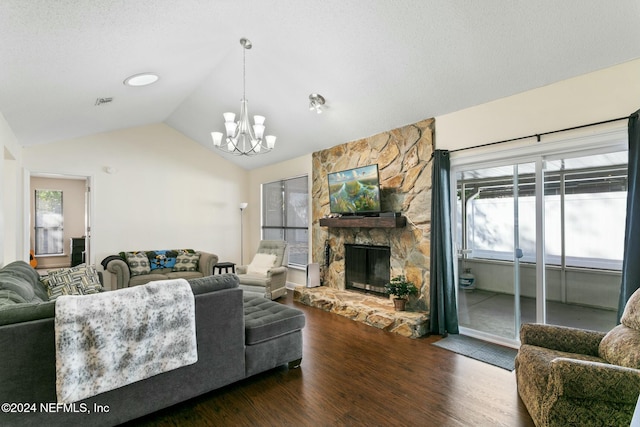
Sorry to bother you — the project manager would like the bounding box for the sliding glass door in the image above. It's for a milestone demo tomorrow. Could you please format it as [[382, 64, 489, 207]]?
[[456, 161, 535, 342], [542, 151, 625, 331], [453, 136, 626, 345]]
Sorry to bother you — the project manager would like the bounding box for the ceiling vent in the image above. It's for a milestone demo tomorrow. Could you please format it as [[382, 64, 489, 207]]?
[[95, 97, 113, 106]]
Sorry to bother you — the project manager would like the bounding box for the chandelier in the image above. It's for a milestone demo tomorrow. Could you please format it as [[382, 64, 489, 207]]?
[[211, 38, 276, 156]]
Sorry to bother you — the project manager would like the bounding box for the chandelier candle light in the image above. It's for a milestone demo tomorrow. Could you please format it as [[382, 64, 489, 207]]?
[[211, 38, 276, 156]]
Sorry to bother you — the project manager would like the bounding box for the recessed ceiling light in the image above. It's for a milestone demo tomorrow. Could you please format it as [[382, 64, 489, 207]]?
[[123, 73, 159, 87]]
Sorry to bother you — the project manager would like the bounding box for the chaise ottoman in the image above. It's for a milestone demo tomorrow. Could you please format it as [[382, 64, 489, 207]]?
[[243, 294, 305, 377]]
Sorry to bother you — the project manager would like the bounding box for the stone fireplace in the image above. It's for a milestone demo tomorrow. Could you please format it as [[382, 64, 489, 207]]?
[[311, 118, 434, 312], [344, 244, 390, 296]]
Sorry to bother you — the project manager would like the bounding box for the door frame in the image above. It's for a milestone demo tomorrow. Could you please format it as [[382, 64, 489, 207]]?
[[450, 125, 627, 346], [25, 170, 94, 267]]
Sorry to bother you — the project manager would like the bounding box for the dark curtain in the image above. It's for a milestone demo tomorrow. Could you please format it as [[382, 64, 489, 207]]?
[[430, 150, 459, 335], [618, 109, 640, 321]]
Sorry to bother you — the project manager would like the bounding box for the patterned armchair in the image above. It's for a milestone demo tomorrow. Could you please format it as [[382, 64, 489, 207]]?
[[515, 290, 640, 427]]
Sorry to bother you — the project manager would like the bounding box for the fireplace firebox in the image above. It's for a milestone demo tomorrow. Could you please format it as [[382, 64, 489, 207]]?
[[344, 244, 390, 296]]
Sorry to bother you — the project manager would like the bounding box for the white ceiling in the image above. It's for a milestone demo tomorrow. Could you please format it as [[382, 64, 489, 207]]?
[[1, 1, 640, 170]]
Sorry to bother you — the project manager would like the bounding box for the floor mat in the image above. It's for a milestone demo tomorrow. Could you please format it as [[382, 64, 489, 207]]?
[[432, 334, 518, 371]]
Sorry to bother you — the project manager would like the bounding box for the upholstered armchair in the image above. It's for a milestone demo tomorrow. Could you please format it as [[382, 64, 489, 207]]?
[[237, 240, 288, 300], [515, 290, 640, 427]]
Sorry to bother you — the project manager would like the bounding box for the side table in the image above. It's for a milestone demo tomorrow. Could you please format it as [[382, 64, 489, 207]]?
[[214, 262, 236, 274]]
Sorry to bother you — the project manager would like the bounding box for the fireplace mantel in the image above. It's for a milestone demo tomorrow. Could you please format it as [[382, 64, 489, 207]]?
[[318, 216, 406, 228]]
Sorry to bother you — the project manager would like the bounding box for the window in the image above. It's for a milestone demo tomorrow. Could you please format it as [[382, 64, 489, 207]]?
[[458, 151, 627, 270], [262, 176, 309, 267], [35, 189, 64, 255]]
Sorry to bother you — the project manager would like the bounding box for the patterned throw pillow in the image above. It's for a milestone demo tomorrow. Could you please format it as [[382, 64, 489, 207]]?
[[46, 265, 103, 301], [172, 251, 200, 272], [621, 287, 640, 330], [599, 324, 640, 369], [126, 251, 151, 276], [149, 250, 178, 270]]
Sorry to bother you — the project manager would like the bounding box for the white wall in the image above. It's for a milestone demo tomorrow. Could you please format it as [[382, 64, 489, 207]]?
[[248, 153, 313, 286], [436, 58, 640, 151], [1, 112, 23, 267], [22, 123, 248, 288]]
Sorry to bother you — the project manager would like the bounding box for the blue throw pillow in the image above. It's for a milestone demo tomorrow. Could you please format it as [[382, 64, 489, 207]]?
[[149, 250, 177, 270]]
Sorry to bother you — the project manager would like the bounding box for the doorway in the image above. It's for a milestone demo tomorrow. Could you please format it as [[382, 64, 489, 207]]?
[[452, 133, 626, 346], [29, 173, 92, 270]]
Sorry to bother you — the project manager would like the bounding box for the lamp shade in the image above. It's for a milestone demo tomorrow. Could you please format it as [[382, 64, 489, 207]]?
[[211, 132, 223, 146], [253, 124, 265, 139], [225, 122, 237, 137]]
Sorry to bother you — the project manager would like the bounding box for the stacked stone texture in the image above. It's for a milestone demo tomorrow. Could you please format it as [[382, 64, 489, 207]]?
[[312, 118, 435, 311]]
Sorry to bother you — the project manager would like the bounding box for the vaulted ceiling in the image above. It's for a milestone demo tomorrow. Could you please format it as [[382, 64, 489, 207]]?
[[1, 1, 639, 169]]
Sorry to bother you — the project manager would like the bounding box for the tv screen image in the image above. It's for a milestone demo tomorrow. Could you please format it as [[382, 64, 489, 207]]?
[[328, 164, 381, 214]]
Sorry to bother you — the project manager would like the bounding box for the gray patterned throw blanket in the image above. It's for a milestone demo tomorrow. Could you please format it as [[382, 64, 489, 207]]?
[[54, 278, 198, 403]]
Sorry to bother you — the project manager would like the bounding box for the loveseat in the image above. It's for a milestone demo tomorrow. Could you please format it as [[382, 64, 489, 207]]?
[[0, 261, 305, 427], [102, 249, 218, 289], [515, 289, 640, 427]]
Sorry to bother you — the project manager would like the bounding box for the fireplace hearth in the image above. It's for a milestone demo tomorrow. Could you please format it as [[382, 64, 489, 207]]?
[[344, 244, 390, 296]]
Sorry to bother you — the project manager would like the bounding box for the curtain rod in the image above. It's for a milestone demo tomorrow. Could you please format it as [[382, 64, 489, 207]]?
[[449, 115, 630, 153]]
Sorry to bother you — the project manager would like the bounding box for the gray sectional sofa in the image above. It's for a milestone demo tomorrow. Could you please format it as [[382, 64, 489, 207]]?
[[0, 261, 305, 427]]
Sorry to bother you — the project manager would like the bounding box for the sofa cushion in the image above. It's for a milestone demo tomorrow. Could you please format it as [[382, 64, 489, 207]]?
[[247, 253, 276, 275], [0, 300, 56, 326], [172, 251, 200, 272], [166, 271, 202, 281], [188, 273, 239, 295], [126, 251, 151, 276], [129, 273, 171, 287], [621, 287, 640, 330], [599, 324, 640, 369], [0, 289, 29, 307], [45, 265, 103, 300], [243, 295, 305, 345], [0, 272, 36, 302], [237, 273, 274, 287], [0, 260, 48, 303]]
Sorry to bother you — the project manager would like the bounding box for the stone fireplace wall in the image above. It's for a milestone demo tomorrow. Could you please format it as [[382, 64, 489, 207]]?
[[311, 118, 434, 311]]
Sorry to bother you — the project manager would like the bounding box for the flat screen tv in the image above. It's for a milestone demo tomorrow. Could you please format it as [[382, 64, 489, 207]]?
[[328, 164, 381, 215]]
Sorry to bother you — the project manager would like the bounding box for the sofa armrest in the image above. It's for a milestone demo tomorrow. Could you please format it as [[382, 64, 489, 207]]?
[[236, 265, 248, 274], [266, 266, 288, 289], [550, 357, 640, 403], [105, 258, 130, 289], [520, 323, 605, 356], [198, 251, 218, 276]]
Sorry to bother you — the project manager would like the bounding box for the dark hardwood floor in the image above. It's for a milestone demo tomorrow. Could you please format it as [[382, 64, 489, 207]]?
[[124, 290, 535, 427]]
